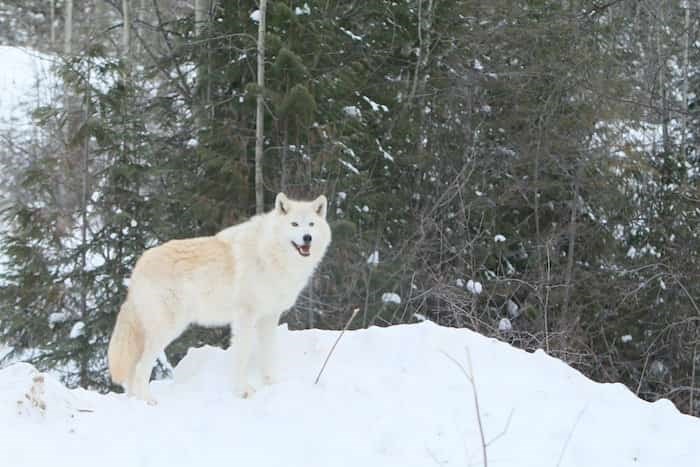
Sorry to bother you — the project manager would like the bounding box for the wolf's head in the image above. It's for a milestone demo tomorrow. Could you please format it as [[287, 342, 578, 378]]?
[[271, 193, 332, 262]]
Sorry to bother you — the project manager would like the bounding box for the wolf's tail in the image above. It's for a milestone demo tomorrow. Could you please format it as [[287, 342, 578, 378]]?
[[108, 296, 144, 387]]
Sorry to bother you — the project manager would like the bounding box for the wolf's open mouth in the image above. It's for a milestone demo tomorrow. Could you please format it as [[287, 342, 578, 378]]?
[[292, 242, 311, 257]]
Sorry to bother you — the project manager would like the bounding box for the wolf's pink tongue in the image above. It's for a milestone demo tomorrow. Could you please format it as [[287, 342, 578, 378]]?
[[301, 245, 310, 254]]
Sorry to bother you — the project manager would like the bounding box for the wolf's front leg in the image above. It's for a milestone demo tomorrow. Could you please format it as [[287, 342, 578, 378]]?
[[256, 315, 279, 386], [231, 312, 255, 398]]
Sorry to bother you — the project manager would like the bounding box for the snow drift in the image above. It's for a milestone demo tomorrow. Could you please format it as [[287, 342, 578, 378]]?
[[0, 322, 698, 467]]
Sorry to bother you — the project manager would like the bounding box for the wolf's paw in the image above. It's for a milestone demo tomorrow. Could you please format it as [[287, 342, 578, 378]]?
[[235, 384, 256, 399], [134, 392, 158, 405], [262, 374, 279, 386], [128, 386, 158, 406], [145, 396, 158, 406]]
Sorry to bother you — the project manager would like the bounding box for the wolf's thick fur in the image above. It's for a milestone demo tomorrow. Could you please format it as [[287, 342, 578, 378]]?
[[107, 193, 331, 402]]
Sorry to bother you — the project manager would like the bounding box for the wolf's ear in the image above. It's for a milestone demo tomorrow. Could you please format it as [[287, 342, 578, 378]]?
[[275, 192, 289, 215], [313, 195, 328, 218]]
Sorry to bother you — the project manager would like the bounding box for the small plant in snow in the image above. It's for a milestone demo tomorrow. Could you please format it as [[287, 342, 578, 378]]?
[[17, 374, 46, 417]]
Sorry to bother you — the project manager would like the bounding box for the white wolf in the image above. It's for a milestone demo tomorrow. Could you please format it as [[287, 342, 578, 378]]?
[[107, 193, 331, 403]]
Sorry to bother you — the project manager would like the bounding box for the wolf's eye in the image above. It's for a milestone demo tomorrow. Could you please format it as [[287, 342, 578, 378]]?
[[291, 222, 299, 227], [309, 222, 315, 227]]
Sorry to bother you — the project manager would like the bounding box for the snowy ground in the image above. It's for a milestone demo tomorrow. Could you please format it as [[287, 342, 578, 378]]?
[[0, 322, 697, 467]]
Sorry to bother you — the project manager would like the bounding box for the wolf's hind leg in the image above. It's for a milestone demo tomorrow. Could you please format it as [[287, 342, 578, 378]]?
[[129, 344, 161, 404], [127, 323, 181, 404]]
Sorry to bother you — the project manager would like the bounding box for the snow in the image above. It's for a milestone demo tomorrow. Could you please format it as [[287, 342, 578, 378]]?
[[48, 312, 68, 328], [362, 95, 389, 112], [367, 250, 379, 266], [376, 139, 394, 162], [466, 279, 483, 295], [626, 244, 661, 260], [69, 322, 85, 339], [0, 46, 58, 135], [593, 120, 665, 159], [342, 105, 362, 119], [1, 322, 698, 467], [506, 299, 520, 319], [613, 224, 625, 241], [0, 344, 11, 361], [381, 293, 401, 305], [339, 159, 360, 175], [294, 3, 311, 16], [340, 27, 362, 42], [498, 317, 512, 332]]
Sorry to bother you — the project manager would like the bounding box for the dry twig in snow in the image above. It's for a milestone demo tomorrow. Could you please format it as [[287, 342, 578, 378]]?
[[314, 307, 359, 385], [443, 348, 514, 467]]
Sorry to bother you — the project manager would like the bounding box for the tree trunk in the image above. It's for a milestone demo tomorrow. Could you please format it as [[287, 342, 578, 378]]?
[[409, 0, 434, 160], [138, 0, 147, 58], [193, 0, 211, 140], [255, 0, 267, 213], [562, 165, 580, 318], [79, 87, 90, 388], [50, 0, 55, 49], [64, 0, 72, 54], [656, 4, 670, 156], [194, 0, 207, 36], [281, 119, 288, 192], [56, 0, 75, 232], [680, 1, 690, 168], [122, 0, 131, 58]]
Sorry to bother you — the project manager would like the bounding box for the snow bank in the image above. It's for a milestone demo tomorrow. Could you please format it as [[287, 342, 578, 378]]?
[[0, 323, 697, 467]]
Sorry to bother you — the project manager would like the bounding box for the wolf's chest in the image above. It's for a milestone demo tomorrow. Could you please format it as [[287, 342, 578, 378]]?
[[237, 265, 311, 311]]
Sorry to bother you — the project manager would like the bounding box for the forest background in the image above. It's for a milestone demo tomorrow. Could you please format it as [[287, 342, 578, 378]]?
[[0, 0, 699, 417]]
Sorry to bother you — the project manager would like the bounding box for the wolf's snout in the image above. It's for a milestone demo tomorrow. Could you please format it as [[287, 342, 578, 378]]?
[[292, 237, 312, 257]]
